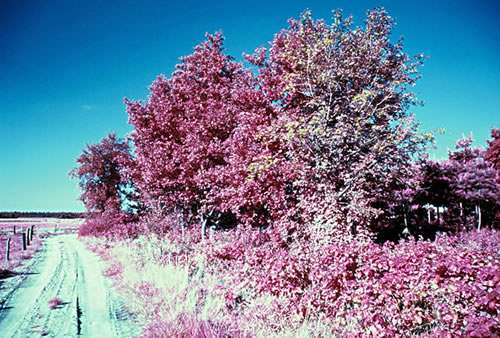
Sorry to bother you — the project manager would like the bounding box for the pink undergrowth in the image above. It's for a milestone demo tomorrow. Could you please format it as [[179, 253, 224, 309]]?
[[89, 227, 499, 337]]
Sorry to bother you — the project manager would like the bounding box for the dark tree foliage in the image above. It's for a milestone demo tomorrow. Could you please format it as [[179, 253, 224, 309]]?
[[408, 133, 500, 236]]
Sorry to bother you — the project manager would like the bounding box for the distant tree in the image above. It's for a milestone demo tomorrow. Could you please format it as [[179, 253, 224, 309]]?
[[484, 128, 500, 225], [414, 160, 453, 226], [447, 135, 499, 230], [0, 211, 83, 219], [70, 133, 139, 235], [370, 163, 423, 242]]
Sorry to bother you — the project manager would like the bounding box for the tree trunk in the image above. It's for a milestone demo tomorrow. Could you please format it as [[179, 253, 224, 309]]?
[[201, 215, 207, 241], [403, 205, 410, 239], [460, 202, 465, 229], [477, 204, 482, 231], [177, 208, 185, 237], [201, 209, 215, 241]]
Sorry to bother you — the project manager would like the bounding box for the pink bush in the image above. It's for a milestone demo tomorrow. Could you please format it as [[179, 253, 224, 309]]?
[[203, 228, 500, 336]]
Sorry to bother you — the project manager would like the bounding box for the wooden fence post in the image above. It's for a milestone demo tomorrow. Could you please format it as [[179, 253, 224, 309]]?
[[30, 225, 34, 241], [13, 225, 16, 235], [27, 230, 31, 246], [22, 232, 27, 250], [5, 238, 10, 261]]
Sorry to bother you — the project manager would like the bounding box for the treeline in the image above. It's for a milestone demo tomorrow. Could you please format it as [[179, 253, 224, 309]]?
[[70, 8, 499, 242], [0, 211, 84, 219]]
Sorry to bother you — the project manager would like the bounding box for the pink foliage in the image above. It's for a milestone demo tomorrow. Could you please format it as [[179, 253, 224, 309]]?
[[142, 312, 240, 338], [93, 225, 499, 336], [70, 133, 140, 237], [205, 228, 500, 336], [126, 31, 290, 232], [484, 128, 500, 173]]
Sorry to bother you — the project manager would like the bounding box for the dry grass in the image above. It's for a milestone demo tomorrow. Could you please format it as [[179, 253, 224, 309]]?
[[90, 234, 350, 337]]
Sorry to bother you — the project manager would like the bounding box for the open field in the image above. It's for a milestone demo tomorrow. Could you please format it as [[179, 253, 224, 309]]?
[[0, 218, 83, 235]]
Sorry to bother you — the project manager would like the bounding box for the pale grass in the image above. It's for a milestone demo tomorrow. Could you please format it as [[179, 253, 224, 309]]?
[[240, 293, 348, 337], [106, 235, 227, 327]]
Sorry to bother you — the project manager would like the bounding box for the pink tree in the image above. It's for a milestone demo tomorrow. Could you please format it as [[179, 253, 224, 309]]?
[[126, 32, 287, 237], [484, 128, 500, 225], [244, 8, 430, 237], [70, 133, 138, 236], [484, 128, 500, 177], [447, 135, 499, 229]]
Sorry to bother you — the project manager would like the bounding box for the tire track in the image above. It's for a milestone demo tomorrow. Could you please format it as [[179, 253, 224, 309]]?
[[1, 236, 79, 336], [0, 234, 141, 337]]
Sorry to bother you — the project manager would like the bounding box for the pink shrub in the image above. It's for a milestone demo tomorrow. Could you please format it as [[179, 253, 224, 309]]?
[[201, 228, 500, 336], [101, 259, 123, 278]]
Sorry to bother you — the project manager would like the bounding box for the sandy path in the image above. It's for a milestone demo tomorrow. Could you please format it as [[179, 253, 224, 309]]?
[[0, 234, 141, 337]]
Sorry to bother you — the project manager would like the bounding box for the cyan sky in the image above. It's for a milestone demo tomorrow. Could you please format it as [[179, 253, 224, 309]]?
[[1, 0, 499, 212]]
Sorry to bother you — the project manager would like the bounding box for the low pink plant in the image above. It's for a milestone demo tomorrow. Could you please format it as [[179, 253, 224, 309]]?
[[102, 259, 123, 278], [204, 227, 500, 336], [48, 297, 63, 310]]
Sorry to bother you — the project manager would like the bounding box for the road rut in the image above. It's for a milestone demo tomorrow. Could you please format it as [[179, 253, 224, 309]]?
[[0, 234, 140, 337]]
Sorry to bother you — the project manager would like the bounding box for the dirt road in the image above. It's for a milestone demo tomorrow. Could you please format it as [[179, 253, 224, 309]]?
[[0, 234, 141, 337]]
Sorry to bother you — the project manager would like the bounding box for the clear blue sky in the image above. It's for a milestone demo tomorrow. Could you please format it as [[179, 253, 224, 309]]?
[[1, 0, 499, 212]]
